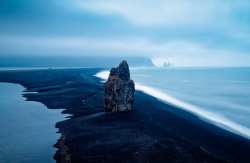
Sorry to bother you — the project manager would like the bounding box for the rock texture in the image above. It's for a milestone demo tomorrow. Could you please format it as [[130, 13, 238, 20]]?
[[103, 60, 135, 112]]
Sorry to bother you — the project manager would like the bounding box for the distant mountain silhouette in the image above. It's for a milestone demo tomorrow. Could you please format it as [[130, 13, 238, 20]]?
[[0, 56, 154, 68]]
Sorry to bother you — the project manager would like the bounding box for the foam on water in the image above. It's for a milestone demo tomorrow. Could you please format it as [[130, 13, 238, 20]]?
[[95, 70, 250, 139]]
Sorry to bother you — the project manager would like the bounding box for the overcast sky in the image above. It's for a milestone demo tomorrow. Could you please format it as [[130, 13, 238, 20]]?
[[0, 0, 250, 66]]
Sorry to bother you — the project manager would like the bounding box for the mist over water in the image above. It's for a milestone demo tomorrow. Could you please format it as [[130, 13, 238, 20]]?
[[96, 67, 250, 139]]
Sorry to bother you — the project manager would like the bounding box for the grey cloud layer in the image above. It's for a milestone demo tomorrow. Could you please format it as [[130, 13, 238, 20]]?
[[0, 0, 250, 66]]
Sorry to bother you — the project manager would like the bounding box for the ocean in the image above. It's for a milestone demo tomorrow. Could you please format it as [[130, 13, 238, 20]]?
[[96, 67, 250, 139], [0, 83, 66, 163]]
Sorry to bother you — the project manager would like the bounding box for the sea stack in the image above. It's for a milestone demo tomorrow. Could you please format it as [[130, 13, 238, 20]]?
[[103, 60, 135, 112]]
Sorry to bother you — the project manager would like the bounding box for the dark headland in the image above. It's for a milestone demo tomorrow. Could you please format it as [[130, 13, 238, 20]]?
[[0, 67, 250, 163]]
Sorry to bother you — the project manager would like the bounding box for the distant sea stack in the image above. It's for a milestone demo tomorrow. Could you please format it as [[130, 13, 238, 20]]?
[[103, 60, 135, 112]]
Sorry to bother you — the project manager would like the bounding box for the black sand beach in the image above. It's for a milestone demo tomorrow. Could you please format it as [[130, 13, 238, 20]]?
[[0, 68, 250, 163]]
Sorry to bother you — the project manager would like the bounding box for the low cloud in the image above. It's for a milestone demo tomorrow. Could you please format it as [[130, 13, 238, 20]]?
[[1, 0, 250, 66], [73, 0, 231, 27], [1, 36, 249, 67]]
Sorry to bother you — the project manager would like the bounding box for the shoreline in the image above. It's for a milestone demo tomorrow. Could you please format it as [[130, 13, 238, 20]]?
[[96, 70, 250, 140], [0, 68, 250, 162], [134, 90, 250, 161], [0, 82, 66, 163]]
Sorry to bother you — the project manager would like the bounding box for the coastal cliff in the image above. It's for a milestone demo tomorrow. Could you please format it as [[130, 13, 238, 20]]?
[[103, 60, 135, 112]]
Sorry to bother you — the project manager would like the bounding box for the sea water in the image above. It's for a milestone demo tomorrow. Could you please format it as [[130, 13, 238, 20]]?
[[0, 83, 66, 163], [96, 67, 250, 139]]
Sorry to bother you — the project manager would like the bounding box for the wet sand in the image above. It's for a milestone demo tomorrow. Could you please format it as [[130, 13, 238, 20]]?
[[0, 68, 249, 162]]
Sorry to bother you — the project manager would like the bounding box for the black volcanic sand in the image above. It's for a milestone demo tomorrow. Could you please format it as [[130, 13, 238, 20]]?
[[0, 68, 250, 163]]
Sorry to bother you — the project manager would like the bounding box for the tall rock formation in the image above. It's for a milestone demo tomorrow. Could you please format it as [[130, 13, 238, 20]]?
[[103, 60, 135, 112]]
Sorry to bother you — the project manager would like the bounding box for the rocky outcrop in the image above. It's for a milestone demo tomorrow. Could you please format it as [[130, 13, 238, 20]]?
[[103, 60, 135, 112]]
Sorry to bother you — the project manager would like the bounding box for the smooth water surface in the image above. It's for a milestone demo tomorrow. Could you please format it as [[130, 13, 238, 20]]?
[[131, 67, 250, 138], [96, 67, 250, 139], [0, 83, 66, 163]]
